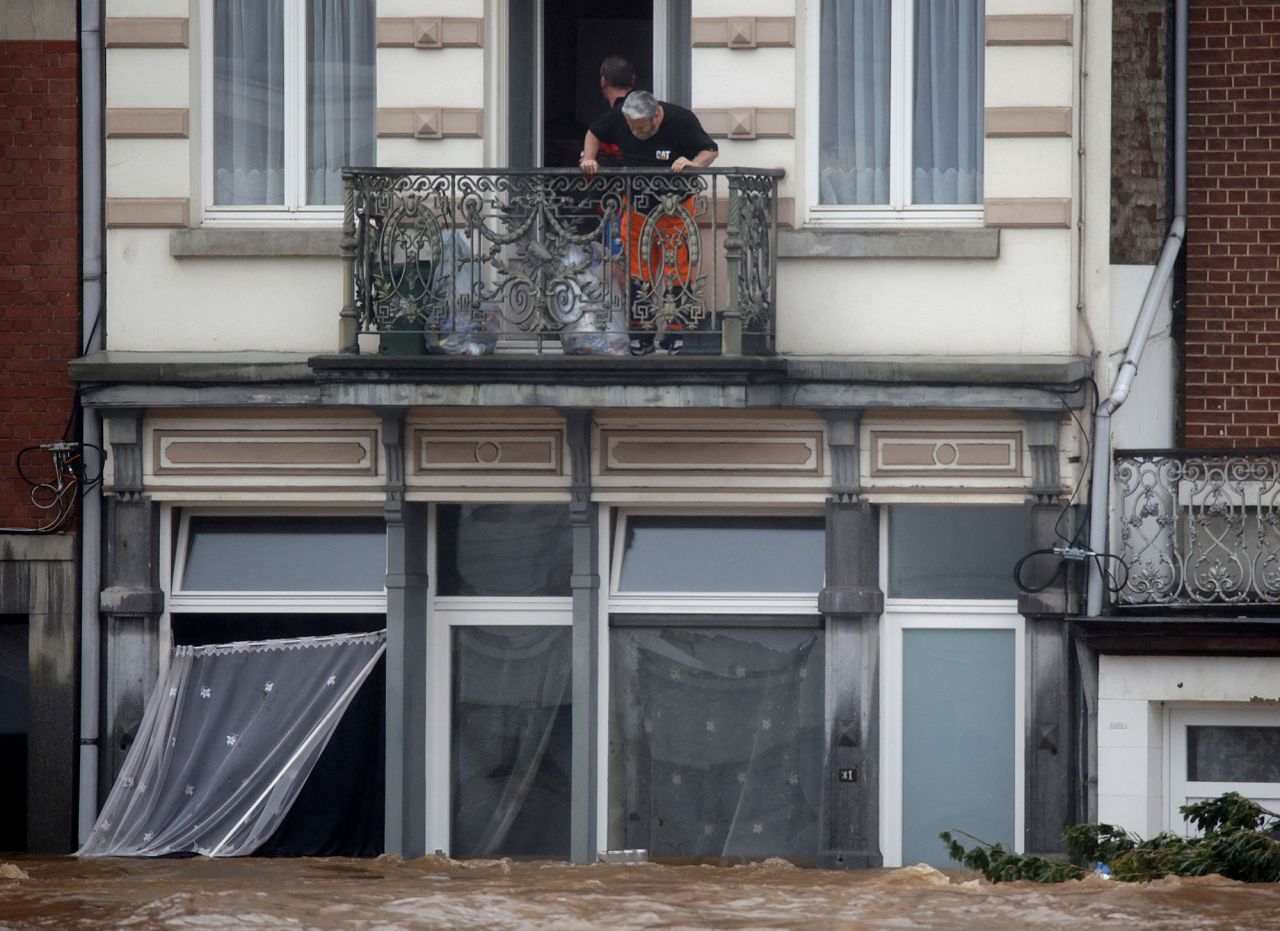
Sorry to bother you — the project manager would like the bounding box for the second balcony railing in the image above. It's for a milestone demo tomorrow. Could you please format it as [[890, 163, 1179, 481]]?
[[338, 167, 782, 358], [1116, 449, 1280, 608]]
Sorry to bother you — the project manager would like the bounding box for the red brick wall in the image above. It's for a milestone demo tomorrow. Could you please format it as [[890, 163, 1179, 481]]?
[[1183, 1, 1280, 446], [0, 40, 80, 527]]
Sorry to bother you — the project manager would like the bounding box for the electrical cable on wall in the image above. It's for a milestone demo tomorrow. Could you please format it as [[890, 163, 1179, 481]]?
[[1, 440, 104, 535]]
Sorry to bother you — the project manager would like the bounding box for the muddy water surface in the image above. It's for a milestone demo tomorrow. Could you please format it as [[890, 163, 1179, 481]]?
[[3, 855, 1280, 929]]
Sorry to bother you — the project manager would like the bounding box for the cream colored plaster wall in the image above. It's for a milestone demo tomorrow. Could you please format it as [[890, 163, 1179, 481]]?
[[694, 0, 795, 15], [105, 0, 188, 17], [377, 0, 483, 15], [106, 231, 340, 352], [983, 137, 1073, 199], [377, 138, 485, 170], [107, 139, 191, 198], [776, 230, 1072, 355], [377, 48, 485, 108], [105, 48, 189, 108], [985, 46, 1074, 109]]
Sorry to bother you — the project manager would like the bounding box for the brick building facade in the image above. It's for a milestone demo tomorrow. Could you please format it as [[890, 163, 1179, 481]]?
[[0, 25, 80, 525], [0, 2, 81, 855], [1183, 0, 1280, 446]]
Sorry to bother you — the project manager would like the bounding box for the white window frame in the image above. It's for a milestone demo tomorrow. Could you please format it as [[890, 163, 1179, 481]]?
[[424, 503, 574, 856], [168, 507, 388, 614], [1166, 703, 1280, 835], [878, 514, 1024, 867], [802, 0, 985, 227], [880, 602, 1025, 867], [200, 0, 357, 224]]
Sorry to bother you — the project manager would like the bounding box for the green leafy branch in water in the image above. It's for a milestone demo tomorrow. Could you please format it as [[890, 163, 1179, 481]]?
[[941, 793, 1280, 884]]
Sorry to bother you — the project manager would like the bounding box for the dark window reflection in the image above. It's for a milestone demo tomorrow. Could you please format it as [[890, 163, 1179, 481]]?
[[1188, 726, 1280, 783], [436, 505, 572, 597], [888, 505, 1024, 599], [618, 516, 825, 593], [183, 516, 386, 592], [610, 627, 824, 863], [452, 626, 572, 858]]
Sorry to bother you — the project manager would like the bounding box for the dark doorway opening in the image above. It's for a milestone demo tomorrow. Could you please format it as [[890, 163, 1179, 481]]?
[[0, 616, 28, 853], [172, 614, 386, 857], [542, 0, 653, 167]]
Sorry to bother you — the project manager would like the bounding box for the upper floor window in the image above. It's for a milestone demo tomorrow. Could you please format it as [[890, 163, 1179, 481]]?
[[210, 0, 375, 216], [813, 0, 984, 222]]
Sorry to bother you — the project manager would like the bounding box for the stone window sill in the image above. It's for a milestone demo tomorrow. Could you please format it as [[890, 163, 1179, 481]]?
[[170, 227, 341, 258], [777, 227, 1000, 260]]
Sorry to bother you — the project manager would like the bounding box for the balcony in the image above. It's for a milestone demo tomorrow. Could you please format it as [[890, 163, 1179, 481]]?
[[1115, 449, 1280, 609], [338, 167, 783, 358]]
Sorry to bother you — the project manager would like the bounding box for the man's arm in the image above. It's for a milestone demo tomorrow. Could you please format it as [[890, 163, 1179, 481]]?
[[671, 148, 718, 173], [580, 130, 602, 175]]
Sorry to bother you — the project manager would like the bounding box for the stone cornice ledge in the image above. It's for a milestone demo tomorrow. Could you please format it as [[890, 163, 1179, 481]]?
[[778, 228, 999, 259], [171, 228, 341, 258], [70, 351, 317, 384]]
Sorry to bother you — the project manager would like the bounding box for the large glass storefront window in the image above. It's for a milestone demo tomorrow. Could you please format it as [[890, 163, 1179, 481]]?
[[610, 626, 824, 862], [451, 626, 572, 858], [436, 504, 574, 858], [608, 513, 826, 863]]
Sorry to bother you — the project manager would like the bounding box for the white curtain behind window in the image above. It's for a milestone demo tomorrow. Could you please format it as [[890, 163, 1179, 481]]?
[[819, 0, 891, 205], [307, 0, 377, 205], [213, 0, 286, 205], [77, 631, 386, 858], [913, 0, 984, 204]]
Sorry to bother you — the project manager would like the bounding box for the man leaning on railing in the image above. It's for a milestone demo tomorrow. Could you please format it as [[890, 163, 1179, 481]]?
[[580, 77, 719, 355]]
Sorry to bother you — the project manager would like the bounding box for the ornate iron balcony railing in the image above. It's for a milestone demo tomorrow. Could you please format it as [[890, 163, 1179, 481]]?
[[1115, 449, 1280, 607], [338, 167, 782, 357]]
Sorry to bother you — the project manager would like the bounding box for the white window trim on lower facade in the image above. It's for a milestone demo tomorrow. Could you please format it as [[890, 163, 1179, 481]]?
[[1098, 654, 1280, 839], [879, 599, 1025, 867]]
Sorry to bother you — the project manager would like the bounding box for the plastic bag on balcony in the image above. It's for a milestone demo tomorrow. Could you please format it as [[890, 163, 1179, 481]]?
[[425, 232, 497, 356], [557, 241, 629, 356]]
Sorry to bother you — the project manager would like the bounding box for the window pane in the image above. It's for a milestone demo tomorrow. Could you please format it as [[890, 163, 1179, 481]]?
[[213, 0, 285, 205], [306, 0, 377, 204], [618, 516, 825, 593], [182, 516, 385, 591], [436, 505, 572, 597], [889, 505, 1023, 599], [902, 628, 1015, 866], [0, 618, 28, 852], [452, 627, 571, 858], [819, 0, 891, 204], [912, 0, 985, 204], [1188, 726, 1280, 783], [610, 627, 824, 862]]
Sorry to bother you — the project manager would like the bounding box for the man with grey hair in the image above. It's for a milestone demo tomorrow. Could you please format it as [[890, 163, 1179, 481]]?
[[580, 75, 718, 353], [580, 89, 718, 175]]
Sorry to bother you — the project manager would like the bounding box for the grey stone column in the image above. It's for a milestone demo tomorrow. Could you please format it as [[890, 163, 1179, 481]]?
[[98, 410, 163, 796], [1018, 411, 1080, 856], [818, 410, 883, 868], [380, 410, 429, 857], [564, 410, 599, 863]]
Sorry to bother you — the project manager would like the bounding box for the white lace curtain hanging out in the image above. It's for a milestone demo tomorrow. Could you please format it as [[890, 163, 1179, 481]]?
[[78, 630, 386, 858]]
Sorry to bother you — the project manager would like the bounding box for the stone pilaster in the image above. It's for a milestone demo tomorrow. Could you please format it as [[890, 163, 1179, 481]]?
[[818, 410, 883, 868]]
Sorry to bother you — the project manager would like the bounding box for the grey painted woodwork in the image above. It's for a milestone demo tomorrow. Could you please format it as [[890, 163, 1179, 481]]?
[[818, 410, 884, 868], [0, 534, 78, 851], [1025, 618, 1076, 856], [564, 410, 600, 863], [380, 411, 429, 857]]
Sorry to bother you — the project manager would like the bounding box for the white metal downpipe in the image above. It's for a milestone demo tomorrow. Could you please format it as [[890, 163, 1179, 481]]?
[[1086, 0, 1188, 616], [78, 0, 105, 842]]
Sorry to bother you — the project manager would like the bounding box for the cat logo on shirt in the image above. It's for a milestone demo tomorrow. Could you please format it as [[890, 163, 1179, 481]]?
[[656, 149, 671, 161]]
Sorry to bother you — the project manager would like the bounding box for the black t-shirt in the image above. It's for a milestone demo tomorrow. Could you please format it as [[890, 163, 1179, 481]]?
[[589, 95, 718, 168]]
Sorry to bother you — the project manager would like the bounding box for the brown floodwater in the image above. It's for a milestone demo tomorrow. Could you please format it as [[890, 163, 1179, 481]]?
[[3, 855, 1280, 930]]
